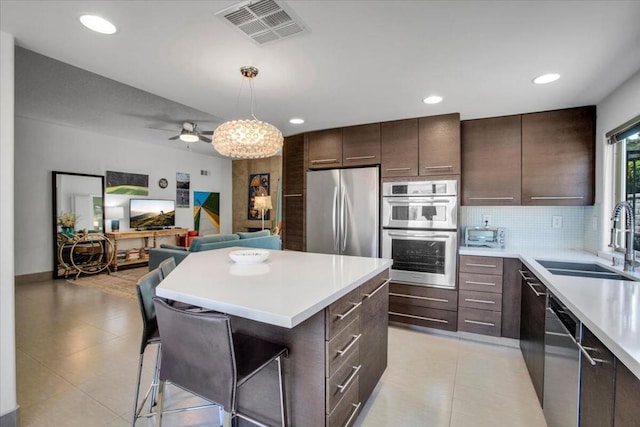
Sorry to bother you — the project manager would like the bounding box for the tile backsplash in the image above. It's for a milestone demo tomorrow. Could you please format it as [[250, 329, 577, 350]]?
[[461, 206, 594, 250]]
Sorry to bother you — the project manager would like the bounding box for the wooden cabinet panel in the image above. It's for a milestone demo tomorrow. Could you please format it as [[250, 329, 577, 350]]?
[[326, 287, 362, 340], [579, 326, 615, 427], [282, 195, 304, 251], [308, 128, 343, 169], [522, 106, 595, 205], [459, 272, 503, 294], [326, 348, 360, 413], [459, 255, 504, 275], [389, 303, 458, 331], [614, 361, 640, 426], [458, 307, 502, 336], [389, 283, 458, 311], [359, 277, 388, 405], [282, 134, 306, 251], [459, 289, 502, 311], [283, 134, 305, 194], [461, 115, 522, 205], [418, 113, 460, 176], [326, 316, 360, 378], [343, 123, 381, 167], [381, 119, 419, 178], [501, 258, 522, 339], [520, 267, 546, 405], [326, 376, 360, 427]]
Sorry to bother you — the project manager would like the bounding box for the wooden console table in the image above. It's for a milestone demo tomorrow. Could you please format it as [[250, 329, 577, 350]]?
[[106, 229, 187, 271]]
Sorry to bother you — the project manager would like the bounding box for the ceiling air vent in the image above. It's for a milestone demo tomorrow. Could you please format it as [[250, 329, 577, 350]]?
[[215, 0, 308, 45]]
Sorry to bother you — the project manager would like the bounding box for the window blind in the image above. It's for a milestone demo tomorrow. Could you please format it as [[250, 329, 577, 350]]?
[[607, 114, 640, 144]]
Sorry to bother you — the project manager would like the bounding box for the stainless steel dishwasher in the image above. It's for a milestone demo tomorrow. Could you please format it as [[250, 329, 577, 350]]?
[[543, 292, 581, 427]]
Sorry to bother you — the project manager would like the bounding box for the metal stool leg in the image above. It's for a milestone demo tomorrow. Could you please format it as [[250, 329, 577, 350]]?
[[277, 355, 288, 427], [131, 351, 145, 426], [149, 344, 161, 411], [156, 381, 165, 427]]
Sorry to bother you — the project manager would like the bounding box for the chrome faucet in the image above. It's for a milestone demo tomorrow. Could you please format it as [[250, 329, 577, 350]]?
[[610, 201, 636, 272]]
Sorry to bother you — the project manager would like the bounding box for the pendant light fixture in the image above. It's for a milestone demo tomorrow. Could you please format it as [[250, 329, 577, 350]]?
[[212, 66, 283, 158]]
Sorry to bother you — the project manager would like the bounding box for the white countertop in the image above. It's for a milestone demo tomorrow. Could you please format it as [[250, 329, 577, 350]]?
[[460, 246, 640, 380], [156, 247, 393, 328]]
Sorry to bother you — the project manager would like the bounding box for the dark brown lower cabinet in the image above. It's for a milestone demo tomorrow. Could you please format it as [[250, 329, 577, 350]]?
[[501, 259, 522, 338], [614, 361, 640, 426], [388, 283, 458, 332], [519, 266, 546, 405], [579, 326, 615, 427], [359, 276, 389, 404]]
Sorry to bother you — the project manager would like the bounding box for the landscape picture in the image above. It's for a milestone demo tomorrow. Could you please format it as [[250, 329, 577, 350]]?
[[130, 199, 175, 229], [106, 171, 149, 195], [194, 191, 220, 235]]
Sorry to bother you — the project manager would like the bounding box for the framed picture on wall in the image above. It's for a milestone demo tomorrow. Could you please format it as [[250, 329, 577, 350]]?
[[248, 173, 270, 220]]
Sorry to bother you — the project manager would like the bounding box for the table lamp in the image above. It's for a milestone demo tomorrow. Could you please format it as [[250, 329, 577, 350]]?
[[106, 206, 124, 232], [253, 196, 272, 231]]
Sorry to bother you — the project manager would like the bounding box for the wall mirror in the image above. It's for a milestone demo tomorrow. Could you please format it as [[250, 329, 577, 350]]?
[[52, 171, 106, 279]]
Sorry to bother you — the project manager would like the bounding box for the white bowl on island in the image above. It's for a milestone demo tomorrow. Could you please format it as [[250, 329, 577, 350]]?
[[229, 249, 270, 264]]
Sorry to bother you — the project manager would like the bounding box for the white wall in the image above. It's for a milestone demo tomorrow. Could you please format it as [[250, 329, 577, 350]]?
[[588, 70, 640, 253], [14, 116, 233, 276], [0, 31, 17, 420]]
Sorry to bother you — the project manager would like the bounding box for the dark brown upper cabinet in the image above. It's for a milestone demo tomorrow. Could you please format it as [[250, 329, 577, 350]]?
[[418, 113, 461, 176], [282, 134, 306, 251], [381, 118, 419, 178], [462, 115, 522, 205], [342, 123, 381, 167], [521, 106, 596, 206], [307, 128, 343, 169]]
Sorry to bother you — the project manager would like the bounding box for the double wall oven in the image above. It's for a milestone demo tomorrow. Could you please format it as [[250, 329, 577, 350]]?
[[381, 180, 458, 288]]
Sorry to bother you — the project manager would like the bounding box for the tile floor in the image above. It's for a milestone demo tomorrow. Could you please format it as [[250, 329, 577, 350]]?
[[15, 276, 547, 426]]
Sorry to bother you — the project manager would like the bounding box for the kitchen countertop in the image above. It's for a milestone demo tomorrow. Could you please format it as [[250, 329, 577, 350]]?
[[156, 247, 393, 328], [460, 246, 640, 380]]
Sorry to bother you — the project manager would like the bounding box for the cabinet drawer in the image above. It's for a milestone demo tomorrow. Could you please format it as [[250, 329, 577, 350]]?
[[326, 287, 362, 340], [326, 316, 361, 378], [459, 255, 504, 275], [459, 272, 503, 294], [458, 307, 502, 336], [326, 349, 360, 414], [459, 290, 502, 311], [389, 302, 457, 331], [360, 271, 390, 299], [389, 283, 457, 311], [342, 123, 381, 167], [326, 376, 360, 427]]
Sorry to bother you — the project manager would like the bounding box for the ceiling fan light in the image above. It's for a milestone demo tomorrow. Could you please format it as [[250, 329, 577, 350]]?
[[212, 119, 283, 159], [179, 130, 199, 143]]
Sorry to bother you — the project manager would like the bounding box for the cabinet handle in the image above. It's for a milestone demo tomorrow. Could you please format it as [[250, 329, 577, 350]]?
[[311, 158, 338, 164], [337, 364, 362, 393], [469, 197, 515, 200], [464, 298, 496, 305], [389, 292, 448, 303], [336, 301, 362, 320], [464, 319, 495, 327], [337, 334, 362, 357], [345, 155, 375, 160], [465, 263, 497, 268], [526, 281, 546, 297], [283, 194, 303, 198], [385, 167, 412, 171], [518, 270, 534, 281], [343, 402, 362, 427], [362, 279, 390, 298], [530, 196, 584, 200], [423, 165, 452, 169], [465, 280, 497, 287], [389, 311, 449, 323], [579, 346, 607, 365]]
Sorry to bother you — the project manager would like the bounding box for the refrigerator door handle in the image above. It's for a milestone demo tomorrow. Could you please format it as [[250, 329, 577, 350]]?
[[341, 187, 348, 252], [332, 186, 339, 252]]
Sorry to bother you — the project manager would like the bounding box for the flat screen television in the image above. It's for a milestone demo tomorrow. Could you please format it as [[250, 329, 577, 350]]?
[[129, 199, 175, 229]]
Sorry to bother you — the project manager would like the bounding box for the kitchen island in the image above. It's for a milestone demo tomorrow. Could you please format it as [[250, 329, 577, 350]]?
[[157, 247, 392, 426]]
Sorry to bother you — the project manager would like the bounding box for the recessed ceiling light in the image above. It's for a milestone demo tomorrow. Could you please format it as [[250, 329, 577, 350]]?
[[289, 118, 305, 124], [533, 73, 560, 84], [79, 15, 117, 35], [423, 96, 443, 105]]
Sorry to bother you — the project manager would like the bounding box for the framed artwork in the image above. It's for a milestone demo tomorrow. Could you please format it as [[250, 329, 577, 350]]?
[[176, 172, 190, 208], [248, 173, 270, 220], [106, 171, 149, 195], [194, 191, 220, 235]]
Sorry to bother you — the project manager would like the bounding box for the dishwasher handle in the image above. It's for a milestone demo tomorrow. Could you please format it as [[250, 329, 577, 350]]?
[[547, 305, 599, 366]]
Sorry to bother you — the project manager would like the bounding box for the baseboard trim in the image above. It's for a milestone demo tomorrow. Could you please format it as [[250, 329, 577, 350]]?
[[0, 406, 19, 427], [389, 321, 520, 349], [15, 270, 52, 284]]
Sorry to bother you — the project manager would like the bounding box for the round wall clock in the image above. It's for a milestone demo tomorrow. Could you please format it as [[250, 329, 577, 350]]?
[[158, 178, 168, 189]]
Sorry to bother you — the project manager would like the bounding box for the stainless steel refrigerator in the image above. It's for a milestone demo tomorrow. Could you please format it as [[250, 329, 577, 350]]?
[[306, 167, 379, 257]]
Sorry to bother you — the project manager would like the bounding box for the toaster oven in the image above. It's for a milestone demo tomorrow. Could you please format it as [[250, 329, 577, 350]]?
[[464, 226, 506, 249]]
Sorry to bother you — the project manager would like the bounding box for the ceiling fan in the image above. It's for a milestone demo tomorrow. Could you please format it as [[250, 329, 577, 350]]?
[[168, 122, 214, 143]]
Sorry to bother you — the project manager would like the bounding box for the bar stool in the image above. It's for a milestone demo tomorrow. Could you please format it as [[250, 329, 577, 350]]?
[[153, 298, 289, 427], [133, 269, 213, 426]]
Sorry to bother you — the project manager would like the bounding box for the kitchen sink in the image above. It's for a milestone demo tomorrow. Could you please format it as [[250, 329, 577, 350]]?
[[535, 260, 636, 281]]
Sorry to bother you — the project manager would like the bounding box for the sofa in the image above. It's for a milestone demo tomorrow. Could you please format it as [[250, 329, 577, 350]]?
[[148, 230, 281, 271]]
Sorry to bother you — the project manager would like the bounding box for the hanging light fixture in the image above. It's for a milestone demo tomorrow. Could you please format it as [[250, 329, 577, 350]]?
[[212, 66, 283, 158]]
